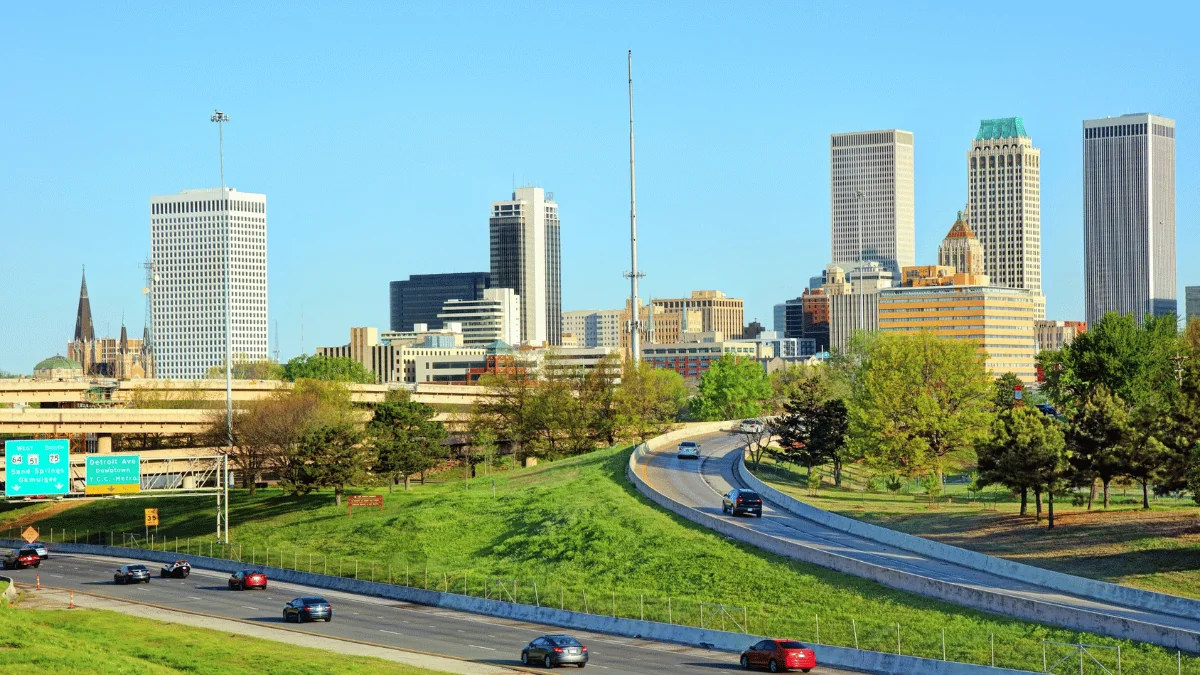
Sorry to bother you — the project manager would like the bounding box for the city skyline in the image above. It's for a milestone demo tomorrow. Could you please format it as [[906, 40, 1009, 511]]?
[[3, 3, 1198, 373]]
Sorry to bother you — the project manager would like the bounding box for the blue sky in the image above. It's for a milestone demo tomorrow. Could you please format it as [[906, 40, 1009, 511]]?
[[2, 2, 1197, 373]]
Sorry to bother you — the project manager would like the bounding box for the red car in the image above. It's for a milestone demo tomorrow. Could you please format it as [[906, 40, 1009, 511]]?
[[740, 639, 817, 672], [229, 569, 268, 590], [2, 549, 41, 570]]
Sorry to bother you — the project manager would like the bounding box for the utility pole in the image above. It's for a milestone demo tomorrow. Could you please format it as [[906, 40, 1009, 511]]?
[[624, 50, 646, 363], [211, 109, 231, 544]]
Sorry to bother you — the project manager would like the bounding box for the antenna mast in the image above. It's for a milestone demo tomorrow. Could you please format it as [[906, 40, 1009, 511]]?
[[624, 50, 646, 363]]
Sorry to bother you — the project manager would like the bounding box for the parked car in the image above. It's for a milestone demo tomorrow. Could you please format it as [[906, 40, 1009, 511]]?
[[722, 488, 763, 517], [2, 549, 41, 570], [740, 639, 817, 672], [114, 564, 151, 584], [676, 441, 701, 460], [229, 569, 268, 590], [160, 560, 192, 578], [521, 634, 588, 668], [19, 542, 48, 560], [283, 596, 333, 623], [739, 419, 764, 434]]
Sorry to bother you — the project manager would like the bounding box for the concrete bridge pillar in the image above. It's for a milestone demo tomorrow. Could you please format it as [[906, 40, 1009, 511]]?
[[96, 433, 112, 453]]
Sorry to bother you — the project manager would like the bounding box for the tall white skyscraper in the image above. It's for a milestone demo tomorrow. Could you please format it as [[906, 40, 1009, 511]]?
[[150, 188, 268, 379], [830, 129, 915, 276], [1083, 114, 1176, 326], [489, 186, 561, 345], [966, 118, 1042, 318]]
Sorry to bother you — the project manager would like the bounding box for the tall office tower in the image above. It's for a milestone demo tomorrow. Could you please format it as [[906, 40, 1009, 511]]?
[[489, 187, 562, 345], [1083, 114, 1177, 325], [390, 272, 491, 332], [150, 188, 268, 379], [1187, 286, 1200, 323], [967, 118, 1043, 316], [830, 129, 915, 276], [938, 211, 986, 276]]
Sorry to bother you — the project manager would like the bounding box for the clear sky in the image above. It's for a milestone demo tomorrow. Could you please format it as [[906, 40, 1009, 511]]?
[[2, 1, 1197, 374]]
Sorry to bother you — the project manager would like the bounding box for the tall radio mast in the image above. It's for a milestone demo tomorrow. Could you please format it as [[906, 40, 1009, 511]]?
[[624, 50, 645, 362]]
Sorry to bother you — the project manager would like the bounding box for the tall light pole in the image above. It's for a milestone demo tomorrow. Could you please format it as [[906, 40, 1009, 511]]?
[[625, 50, 646, 363], [855, 187, 865, 334], [211, 109, 231, 544]]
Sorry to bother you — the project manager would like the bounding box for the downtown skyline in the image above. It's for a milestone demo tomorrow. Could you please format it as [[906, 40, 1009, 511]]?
[[2, 2, 1197, 373]]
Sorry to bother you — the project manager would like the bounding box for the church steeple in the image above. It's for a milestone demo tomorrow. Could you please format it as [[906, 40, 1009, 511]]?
[[74, 266, 95, 342]]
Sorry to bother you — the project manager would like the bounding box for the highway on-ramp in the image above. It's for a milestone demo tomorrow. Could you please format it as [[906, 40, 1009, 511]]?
[[641, 431, 1200, 639], [4, 552, 862, 674]]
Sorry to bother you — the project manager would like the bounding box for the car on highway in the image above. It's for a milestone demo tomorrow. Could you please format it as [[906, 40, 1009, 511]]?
[[19, 542, 48, 560], [740, 639, 816, 672], [722, 488, 763, 517], [676, 440, 701, 459], [283, 596, 333, 622], [739, 419, 764, 434], [160, 560, 191, 578], [229, 569, 268, 590], [520, 634, 588, 668], [114, 564, 151, 584], [2, 549, 41, 570]]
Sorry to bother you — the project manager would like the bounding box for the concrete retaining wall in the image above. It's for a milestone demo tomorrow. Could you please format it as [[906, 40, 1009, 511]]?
[[625, 442, 1200, 655], [734, 454, 1200, 622], [0, 575, 15, 604], [18, 539, 1037, 675]]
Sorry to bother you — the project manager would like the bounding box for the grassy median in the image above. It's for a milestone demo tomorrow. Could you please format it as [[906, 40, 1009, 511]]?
[[0, 607, 453, 674], [3, 446, 1199, 673]]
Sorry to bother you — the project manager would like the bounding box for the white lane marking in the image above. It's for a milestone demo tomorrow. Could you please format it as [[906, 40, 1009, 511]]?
[[468, 644, 497, 651], [188, 596, 202, 600], [241, 605, 259, 610], [379, 629, 404, 635], [47, 574, 64, 578]]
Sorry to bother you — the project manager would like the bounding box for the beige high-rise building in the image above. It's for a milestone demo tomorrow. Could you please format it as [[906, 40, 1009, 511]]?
[[938, 211, 986, 277], [966, 118, 1043, 317], [830, 129, 915, 276], [652, 291, 744, 341]]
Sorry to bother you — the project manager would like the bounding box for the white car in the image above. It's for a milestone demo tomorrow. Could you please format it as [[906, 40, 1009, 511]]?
[[676, 441, 700, 459], [739, 419, 764, 434]]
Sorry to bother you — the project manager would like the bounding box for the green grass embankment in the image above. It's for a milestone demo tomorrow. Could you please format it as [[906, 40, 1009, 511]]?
[[3, 447, 1199, 673], [0, 607, 452, 674]]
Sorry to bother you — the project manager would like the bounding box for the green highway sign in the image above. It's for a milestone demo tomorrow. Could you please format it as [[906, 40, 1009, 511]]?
[[86, 454, 141, 495], [4, 439, 70, 497]]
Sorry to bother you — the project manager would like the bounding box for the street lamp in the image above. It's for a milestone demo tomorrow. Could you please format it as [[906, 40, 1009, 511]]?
[[211, 109, 231, 544]]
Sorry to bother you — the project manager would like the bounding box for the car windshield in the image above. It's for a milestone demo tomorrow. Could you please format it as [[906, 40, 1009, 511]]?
[[303, 597, 328, 605], [242, 570, 260, 576], [550, 637, 581, 646], [778, 641, 807, 649], [129, 565, 147, 571], [741, 491, 761, 500], [680, 442, 696, 447]]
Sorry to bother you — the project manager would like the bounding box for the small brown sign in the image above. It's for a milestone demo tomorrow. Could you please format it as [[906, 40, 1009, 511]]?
[[144, 508, 159, 527], [21, 526, 39, 544], [347, 494, 383, 516]]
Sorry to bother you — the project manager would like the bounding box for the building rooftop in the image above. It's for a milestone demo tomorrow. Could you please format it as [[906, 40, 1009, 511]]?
[[35, 355, 82, 372], [943, 211, 978, 239], [976, 118, 1028, 140]]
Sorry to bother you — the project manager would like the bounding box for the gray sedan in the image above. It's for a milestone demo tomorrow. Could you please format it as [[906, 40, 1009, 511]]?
[[521, 634, 588, 668]]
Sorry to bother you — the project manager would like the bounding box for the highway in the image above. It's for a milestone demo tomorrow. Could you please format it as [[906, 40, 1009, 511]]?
[[4, 551, 860, 674], [641, 431, 1200, 639]]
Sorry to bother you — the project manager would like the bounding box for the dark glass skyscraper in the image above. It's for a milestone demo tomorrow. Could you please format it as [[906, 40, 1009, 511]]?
[[389, 272, 491, 332]]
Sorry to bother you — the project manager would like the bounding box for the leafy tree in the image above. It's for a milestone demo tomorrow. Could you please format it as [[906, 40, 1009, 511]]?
[[740, 422, 774, 470], [206, 358, 284, 380], [691, 355, 772, 421], [811, 398, 850, 486], [1121, 404, 1174, 510], [774, 379, 826, 471], [1065, 386, 1129, 508], [848, 331, 992, 480], [368, 399, 447, 491], [294, 422, 370, 506], [577, 354, 623, 447], [614, 361, 687, 443], [977, 406, 1068, 526], [991, 372, 1024, 411], [282, 354, 376, 384]]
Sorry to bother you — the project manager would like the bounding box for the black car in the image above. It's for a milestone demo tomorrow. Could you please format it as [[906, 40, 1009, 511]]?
[[160, 560, 191, 578], [114, 564, 151, 584], [283, 596, 333, 623], [19, 543, 49, 560], [2, 549, 41, 570], [521, 634, 588, 668], [722, 488, 763, 517]]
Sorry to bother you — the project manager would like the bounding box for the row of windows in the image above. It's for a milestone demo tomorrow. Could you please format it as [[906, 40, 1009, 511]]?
[[1085, 123, 1147, 139], [152, 199, 264, 215], [970, 154, 1038, 169]]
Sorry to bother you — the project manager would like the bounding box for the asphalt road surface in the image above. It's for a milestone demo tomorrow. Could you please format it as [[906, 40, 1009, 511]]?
[[4, 551, 860, 674], [642, 431, 1200, 637]]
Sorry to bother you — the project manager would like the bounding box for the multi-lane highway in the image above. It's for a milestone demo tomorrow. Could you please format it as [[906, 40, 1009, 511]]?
[[640, 431, 1200, 640], [3, 551, 860, 674]]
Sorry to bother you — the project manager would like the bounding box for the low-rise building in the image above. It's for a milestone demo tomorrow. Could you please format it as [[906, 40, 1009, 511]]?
[[562, 308, 623, 349], [641, 332, 760, 379], [1035, 320, 1086, 353], [437, 288, 521, 346], [878, 285, 1038, 382]]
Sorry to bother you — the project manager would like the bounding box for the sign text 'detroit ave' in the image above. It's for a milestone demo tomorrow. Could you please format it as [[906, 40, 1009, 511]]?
[[85, 454, 141, 495], [4, 439, 70, 497]]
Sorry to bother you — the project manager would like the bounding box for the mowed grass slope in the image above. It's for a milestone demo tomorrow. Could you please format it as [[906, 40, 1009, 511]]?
[[3, 447, 1199, 673], [0, 607, 452, 674], [753, 457, 1200, 600]]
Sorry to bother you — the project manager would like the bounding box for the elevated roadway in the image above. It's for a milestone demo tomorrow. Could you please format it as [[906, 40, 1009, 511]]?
[[3, 552, 861, 675], [637, 430, 1200, 653]]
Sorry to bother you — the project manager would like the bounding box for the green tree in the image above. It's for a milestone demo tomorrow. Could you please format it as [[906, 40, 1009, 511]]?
[[614, 361, 686, 443], [294, 422, 370, 506], [282, 354, 376, 384], [368, 399, 448, 491], [774, 379, 826, 471], [977, 406, 1068, 526], [206, 358, 284, 380], [691, 355, 772, 421], [991, 372, 1024, 411], [848, 331, 992, 480], [1065, 386, 1129, 509]]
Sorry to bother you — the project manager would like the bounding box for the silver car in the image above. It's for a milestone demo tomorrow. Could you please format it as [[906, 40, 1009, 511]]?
[[20, 543, 48, 560], [521, 635, 588, 668]]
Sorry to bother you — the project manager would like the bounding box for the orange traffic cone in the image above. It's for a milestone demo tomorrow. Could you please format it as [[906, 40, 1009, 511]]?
[[68, 591, 75, 609], [35, 574, 41, 590]]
